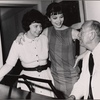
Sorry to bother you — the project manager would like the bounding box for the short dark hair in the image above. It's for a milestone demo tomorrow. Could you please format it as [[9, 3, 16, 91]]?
[[46, 2, 63, 18], [22, 9, 45, 32]]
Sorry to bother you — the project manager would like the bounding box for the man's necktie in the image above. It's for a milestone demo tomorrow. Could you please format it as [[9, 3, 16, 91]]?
[[88, 53, 94, 99]]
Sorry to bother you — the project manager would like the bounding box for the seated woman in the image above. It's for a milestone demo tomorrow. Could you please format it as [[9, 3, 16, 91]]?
[[0, 9, 54, 97]]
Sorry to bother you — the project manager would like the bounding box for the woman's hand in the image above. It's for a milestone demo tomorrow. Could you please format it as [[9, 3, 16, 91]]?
[[73, 55, 82, 68], [73, 51, 88, 68], [0, 77, 4, 81], [15, 32, 24, 44]]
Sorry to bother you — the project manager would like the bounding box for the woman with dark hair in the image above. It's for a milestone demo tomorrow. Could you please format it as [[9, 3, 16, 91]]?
[[16, 2, 81, 99], [41, 2, 80, 98], [0, 9, 54, 97]]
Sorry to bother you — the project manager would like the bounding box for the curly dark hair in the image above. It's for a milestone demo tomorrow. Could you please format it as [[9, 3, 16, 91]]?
[[22, 9, 45, 32]]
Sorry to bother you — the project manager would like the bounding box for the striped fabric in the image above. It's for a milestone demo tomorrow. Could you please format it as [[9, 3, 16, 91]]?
[[48, 26, 80, 98]]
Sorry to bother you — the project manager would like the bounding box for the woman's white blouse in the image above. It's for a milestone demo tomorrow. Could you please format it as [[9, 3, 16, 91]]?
[[6, 34, 54, 97], [6, 34, 48, 67]]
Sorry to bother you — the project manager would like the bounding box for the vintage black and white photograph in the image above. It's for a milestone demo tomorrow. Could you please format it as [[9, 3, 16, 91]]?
[[0, 0, 99, 100]]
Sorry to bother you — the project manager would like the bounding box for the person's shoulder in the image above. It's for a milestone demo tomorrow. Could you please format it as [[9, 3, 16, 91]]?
[[39, 34, 48, 40], [39, 35, 48, 43], [43, 28, 48, 32], [48, 26, 53, 29], [12, 40, 18, 45], [62, 25, 72, 31], [44, 26, 53, 30], [71, 22, 83, 30], [13, 40, 22, 46], [9, 40, 21, 50], [42, 28, 48, 36], [65, 26, 75, 33]]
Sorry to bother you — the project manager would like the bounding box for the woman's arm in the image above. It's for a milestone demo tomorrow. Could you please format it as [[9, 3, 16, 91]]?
[[72, 29, 79, 40], [0, 41, 19, 81], [72, 28, 87, 55], [0, 63, 13, 81], [73, 50, 88, 68]]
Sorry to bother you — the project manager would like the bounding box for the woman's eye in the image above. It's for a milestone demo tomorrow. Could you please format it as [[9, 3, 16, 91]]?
[[60, 15, 64, 18], [53, 17, 57, 20]]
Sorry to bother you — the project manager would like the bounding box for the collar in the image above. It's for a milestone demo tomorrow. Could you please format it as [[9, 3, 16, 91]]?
[[92, 42, 100, 54], [24, 33, 39, 43], [85, 43, 100, 58]]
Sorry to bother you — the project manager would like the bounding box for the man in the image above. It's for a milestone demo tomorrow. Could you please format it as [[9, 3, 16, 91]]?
[[67, 20, 100, 100]]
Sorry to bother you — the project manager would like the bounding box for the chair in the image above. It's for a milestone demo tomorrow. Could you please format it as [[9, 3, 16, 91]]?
[[7, 74, 65, 99]]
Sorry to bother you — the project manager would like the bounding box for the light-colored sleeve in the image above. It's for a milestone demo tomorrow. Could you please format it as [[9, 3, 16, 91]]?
[[0, 63, 14, 81], [71, 52, 90, 99], [70, 70, 85, 99], [6, 41, 19, 66], [0, 41, 19, 80]]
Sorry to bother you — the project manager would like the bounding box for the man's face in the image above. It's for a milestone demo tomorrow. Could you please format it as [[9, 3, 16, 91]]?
[[79, 25, 92, 47]]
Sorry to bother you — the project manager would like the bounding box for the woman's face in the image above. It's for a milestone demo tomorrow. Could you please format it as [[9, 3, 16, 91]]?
[[49, 13, 64, 29], [29, 22, 42, 38]]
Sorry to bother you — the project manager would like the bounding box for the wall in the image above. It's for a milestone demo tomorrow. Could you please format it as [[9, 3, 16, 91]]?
[[0, 0, 52, 14], [0, 0, 42, 10], [84, 1, 100, 22], [41, 0, 51, 14]]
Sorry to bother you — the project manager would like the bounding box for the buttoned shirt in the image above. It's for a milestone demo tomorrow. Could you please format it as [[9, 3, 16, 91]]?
[[6, 34, 48, 67], [6, 34, 54, 97], [71, 42, 100, 99]]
